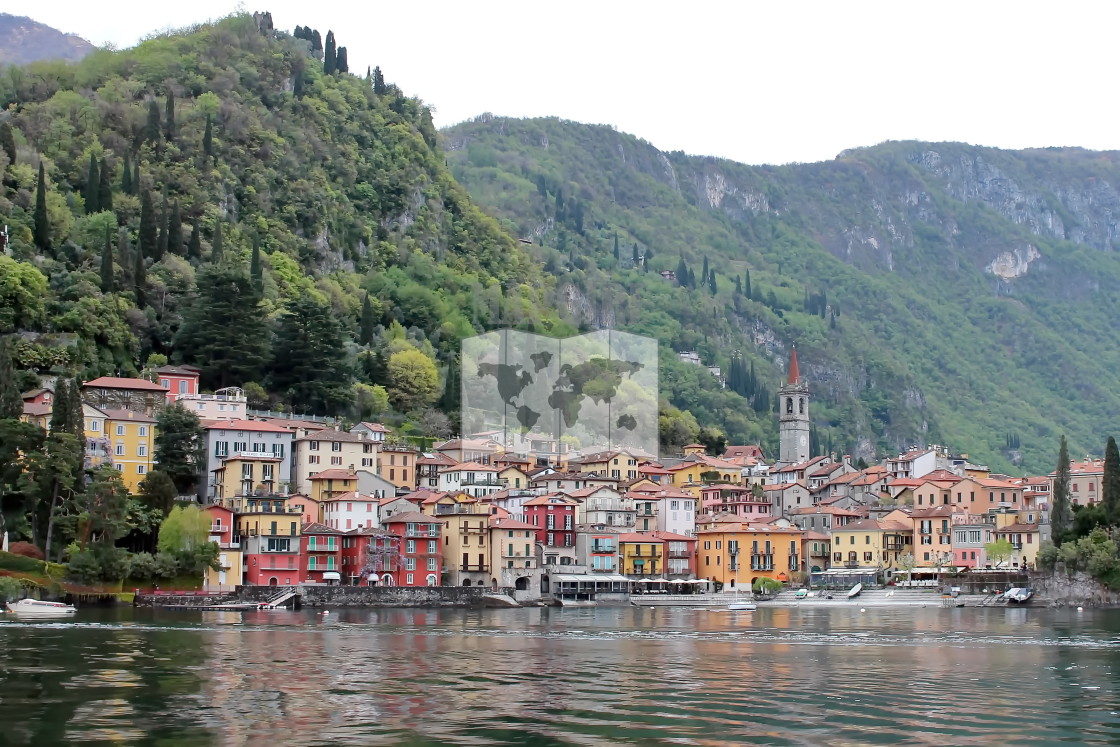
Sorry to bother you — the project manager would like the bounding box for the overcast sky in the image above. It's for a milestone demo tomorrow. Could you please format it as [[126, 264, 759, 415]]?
[[26, 1, 1119, 165]]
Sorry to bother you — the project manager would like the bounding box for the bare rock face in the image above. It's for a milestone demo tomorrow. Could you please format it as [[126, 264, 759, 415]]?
[[986, 244, 1041, 280], [0, 14, 94, 65]]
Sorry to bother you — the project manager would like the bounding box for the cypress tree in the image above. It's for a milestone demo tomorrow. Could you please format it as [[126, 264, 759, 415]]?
[[735, 275, 742, 295], [0, 121, 16, 166], [118, 228, 132, 286], [676, 257, 688, 287], [0, 336, 22, 419], [293, 62, 305, 98], [709, 271, 717, 295], [100, 223, 114, 293], [167, 202, 183, 256], [632, 242, 639, 265], [49, 378, 72, 433], [121, 152, 132, 194], [311, 29, 323, 58], [164, 90, 176, 140], [211, 222, 223, 263], [612, 232, 619, 262], [157, 192, 168, 258], [132, 159, 140, 194], [1104, 436, 1120, 523], [83, 154, 100, 214], [134, 242, 147, 308], [324, 31, 337, 74], [98, 156, 113, 212], [145, 99, 161, 143], [33, 161, 50, 251], [372, 66, 386, 95], [250, 237, 263, 293], [139, 189, 158, 260], [359, 294, 375, 345], [702, 255, 709, 284], [744, 269, 752, 299], [187, 220, 202, 262], [336, 46, 348, 74], [203, 115, 213, 161], [1052, 435, 1072, 545]]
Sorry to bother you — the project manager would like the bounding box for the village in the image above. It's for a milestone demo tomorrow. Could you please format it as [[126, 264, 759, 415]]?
[[17, 348, 1079, 606]]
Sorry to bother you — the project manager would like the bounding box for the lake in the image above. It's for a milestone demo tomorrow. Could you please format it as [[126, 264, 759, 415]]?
[[1, 605, 1118, 745]]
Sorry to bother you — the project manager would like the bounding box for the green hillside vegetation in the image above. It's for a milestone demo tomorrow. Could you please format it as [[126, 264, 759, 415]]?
[[444, 116, 1120, 472]]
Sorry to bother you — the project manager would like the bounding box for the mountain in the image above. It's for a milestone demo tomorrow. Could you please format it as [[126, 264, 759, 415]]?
[[0, 15, 566, 430], [442, 115, 1120, 472], [0, 14, 94, 65]]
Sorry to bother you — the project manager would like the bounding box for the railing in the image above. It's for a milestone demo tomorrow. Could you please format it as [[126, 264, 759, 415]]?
[[591, 545, 615, 553], [307, 543, 338, 552], [459, 564, 489, 572], [308, 563, 337, 571], [404, 529, 439, 537], [591, 566, 617, 573], [231, 451, 281, 460], [461, 526, 487, 534], [460, 478, 508, 487], [667, 550, 691, 558], [885, 542, 906, 551], [209, 524, 225, 532], [844, 560, 860, 569]]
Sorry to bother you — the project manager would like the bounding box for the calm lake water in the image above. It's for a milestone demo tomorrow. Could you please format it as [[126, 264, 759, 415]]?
[[1, 604, 1119, 745]]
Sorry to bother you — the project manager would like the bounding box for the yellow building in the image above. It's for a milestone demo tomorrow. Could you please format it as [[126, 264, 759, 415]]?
[[211, 453, 286, 502], [225, 495, 305, 540], [102, 408, 157, 494], [668, 455, 744, 494], [498, 465, 530, 490], [993, 522, 1042, 570], [572, 450, 641, 480], [829, 516, 913, 571], [378, 446, 419, 489], [617, 533, 665, 577], [698, 522, 805, 591], [438, 504, 492, 586], [308, 469, 358, 504]]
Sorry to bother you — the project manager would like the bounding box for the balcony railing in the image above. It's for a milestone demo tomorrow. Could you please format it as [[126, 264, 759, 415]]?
[[844, 560, 859, 569], [307, 543, 338, 552], [590, 545, 615, 553], [460, 477, 508, 488], [591, 566, 617, 573], [788, 556, 800, 571], [308, 563, 337, 571], [667, 550, 691, 558], [210, 524, 225, 532], [459, 564, 489, 572], [885, 542, 905, 551]]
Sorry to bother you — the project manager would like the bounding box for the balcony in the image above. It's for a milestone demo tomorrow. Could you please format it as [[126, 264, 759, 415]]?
[[307, 563, 338, 572], [885, 541, 905, 551], [788, 556, 800, 571], [750, 556, 774, 571], [209, 524, 226, 532], [459, 564, 489, 572], [1010, 541, 1024, 550], [844, 560, 859, 569], [307, 542, 339, 552], [460, 477, 507, 488], [404, 528, 439, 538], [590, 545, 615, 554], [667, 550, 691, 559], [591, 566, 617, 573]]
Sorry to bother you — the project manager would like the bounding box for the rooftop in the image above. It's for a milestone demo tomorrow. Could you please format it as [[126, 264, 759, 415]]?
[[84, 376, 169, 392]]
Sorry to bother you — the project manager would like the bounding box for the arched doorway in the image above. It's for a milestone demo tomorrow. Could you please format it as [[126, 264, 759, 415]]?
[[541, 576, 550, 593], [381, 574, 394, 586], [491, 578, 498, 591], [268, 577, 278, 586], [426, 574, 437, 586], [515, 577, 529, 591], [462, 579, 472, 586]]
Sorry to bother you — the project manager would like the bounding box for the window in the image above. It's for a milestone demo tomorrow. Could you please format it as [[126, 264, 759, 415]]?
[[179, 380, 187, 394], [138, 426, 148, 437], [89, 420, 100, 432], [115, 464, 124, 471], [309, 441, 320, 451], [390, 469, 395, 481], [362, 458, 374, 467], [137, 445, 147, 457], [160, 379, 170, 388], [116, 424, 126, 436], [427, 557, 437, 571], [137, 465, 147, 475], [115, 444, 125, 456], [331, 457, 342, 466], [428, 540, 437, 554], [406, 573, 414, 585], [405, 557, 416, 571], [272, 444, 285, 458], [332, 442, 342, 452], [406, 540, 416, 553], [309, 455, 320, 465]]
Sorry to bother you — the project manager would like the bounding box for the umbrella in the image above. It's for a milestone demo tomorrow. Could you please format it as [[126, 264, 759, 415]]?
[[1, 532, 7, 552]]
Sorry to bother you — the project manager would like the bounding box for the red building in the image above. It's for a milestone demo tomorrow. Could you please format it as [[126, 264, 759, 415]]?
[[156, 365, 201, 403], [302, 523, 343, 584], [649, 530, 698, 579], [342, 527, 401, 585], [523, 493, 577, 547], [381, 511, 443, 586]]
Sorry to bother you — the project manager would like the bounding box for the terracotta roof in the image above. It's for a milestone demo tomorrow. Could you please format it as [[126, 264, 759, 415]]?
[[320, 491, 373, 504], [887, 478, 923, 487], [100, 408, 157, 423], [22, 402, 50, 417], [723, 445, 765, 459], [418, 453, 456, 466], [789, 506, 860, 516], [205, 419, 292, 433], [489, 517, 537, 530], [294, 429, 369, 443], [910, 505, 961, 518], [648, 531, 696, 542], [84, 376, 169, 392], [787, 345, 801, 385], [995, 522, 1041, 533], [565, 486, 617, 498], [615, 532, 662, 543], [803, 531, 831, 541], [302, 522, 344, 535], [382, 511, 441, 525], [810, 462, 847, 478], [154, 365, 200, 376], [355, 422, 389, 432], [308, 469, 357, 480], [638, 465, 673, 475], [381, 494, 421, 507], [775, 456, 827, 473], [523, 494, 577, 506]]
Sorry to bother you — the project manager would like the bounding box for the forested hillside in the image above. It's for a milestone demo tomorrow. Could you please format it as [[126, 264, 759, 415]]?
[[444, 116, 1120, 472], [0, 15, 572, 437]]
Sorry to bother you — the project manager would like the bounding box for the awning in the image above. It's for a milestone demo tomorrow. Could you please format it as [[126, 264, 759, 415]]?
[[595, 574, 630, 583], [322, 572, 341, 580]]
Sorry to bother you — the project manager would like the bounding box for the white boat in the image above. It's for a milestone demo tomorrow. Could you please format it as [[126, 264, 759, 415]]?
[[4, 599, 78, 616], [727, 600, 757, 611], [1004, 588, 1034, 604], [847, 583, 863, 599]]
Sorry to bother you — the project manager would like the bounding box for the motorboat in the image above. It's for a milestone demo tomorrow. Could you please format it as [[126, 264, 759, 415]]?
[[1004, 588, 1034, 604], [727, 600, 757, 611], [4, 599, 78, 616], [847, 582, 863, 599]]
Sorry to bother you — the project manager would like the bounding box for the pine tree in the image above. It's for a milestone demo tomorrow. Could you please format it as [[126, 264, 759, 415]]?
[[203, 115, 213, 161], [372, 66, 386, 95], [324, 31, 337, 74], [167, 202, 183, 256], [120, 152, 132, 194], [439, 355, 461, 415], [1104, 436, 1120, 523], [33, 161, 50, 251], [118, 228, 132, 286], [359, 294, 375, 345], [311, 29, 323, 58], [0, 336, 22, 419], [269, 295, 349, 413], [49, 378, 72, 433], [709, 271, 717, 295], [0, 121, 16, 166], [145, 99, 161, 143], [132, 159, 140, 194], [83, 154, 100, 214], [250, 237, 263, 294], [211, 222, 223, 263], [1051, 435, 1072, 545], [187, 220, 202, 262], [744, 269, 752, 299], [612, 232, 619, 262], [100, 223, 114, 293], [336, 46, 348, 74], [139, 189, 158, 260], [98, 157, 113, 212], [702, 255, 709, 284], [164, 90, 176, 140], [157, 193, 168, 258], [133, 242, 147, 308]]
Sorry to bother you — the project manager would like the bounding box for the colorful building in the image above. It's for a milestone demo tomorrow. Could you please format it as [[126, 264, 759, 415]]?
[[381, 511, 443, 586], [308, 469, 358, 504], [829, 516, 913, 573], [649, 531, 697, 579], [617, 533, 665, 578], [302, 523, 343, 583], [82, 376, 169, 415], [210, 452, 285, 501], [523, 493, 578, 564], [321, 491, 379, 531], [698, 522, 805, 590], [155, 365, 201, 403], [575, 524, 621, 573], [292, 429, 378, 495], [103, 409, 157, 494], [229, 494, 305, 586], [202, 419, 294, 500], [203, 504, 242, 591], [341, 527, 400, 585]]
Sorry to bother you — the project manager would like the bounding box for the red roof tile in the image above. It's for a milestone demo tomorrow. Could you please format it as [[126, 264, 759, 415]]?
[[84, 376, 169, 392]]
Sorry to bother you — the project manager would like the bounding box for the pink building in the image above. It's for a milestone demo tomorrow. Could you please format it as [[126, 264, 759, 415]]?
[[156, 365, 201, 402]]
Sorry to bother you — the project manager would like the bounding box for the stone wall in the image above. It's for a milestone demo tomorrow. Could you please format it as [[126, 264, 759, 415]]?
[[234, 584, 516, 608], [135, 592, 237, 607], [1030, 571, 1120, 607]]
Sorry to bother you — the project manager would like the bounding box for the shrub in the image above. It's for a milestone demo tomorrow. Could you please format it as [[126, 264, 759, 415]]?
[[0, 576, 23, 602], [128, 552, 158, 581], [0, 551, 46, 573], [67, 551, 100, 586], [8, 542, 44, 560]]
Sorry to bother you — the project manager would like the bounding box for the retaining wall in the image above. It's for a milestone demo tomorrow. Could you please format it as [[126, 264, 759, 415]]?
[[1030, 571, 1120, 607], [234, 584, 516, 608]]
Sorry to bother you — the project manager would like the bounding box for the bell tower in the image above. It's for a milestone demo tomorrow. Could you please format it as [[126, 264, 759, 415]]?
[[778, 345, 810, 466]]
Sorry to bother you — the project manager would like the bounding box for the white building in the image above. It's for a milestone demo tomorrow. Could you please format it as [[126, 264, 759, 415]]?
[[887, 449, 938, 480], [180, 387, 248, 420], [575, 487, 635, 528], [350, 422, 389, 442], [201, 419, 294, 499], [321, 491, 380, 531], [292, 429, 379, 495], [438, 461, 506, 498]]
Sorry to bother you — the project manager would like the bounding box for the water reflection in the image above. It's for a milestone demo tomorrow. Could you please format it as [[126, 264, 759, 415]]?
[[1, 607, 1120, 745]]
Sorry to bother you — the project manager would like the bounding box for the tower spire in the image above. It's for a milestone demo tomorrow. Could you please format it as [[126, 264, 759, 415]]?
[[788, 345, 800, 386]]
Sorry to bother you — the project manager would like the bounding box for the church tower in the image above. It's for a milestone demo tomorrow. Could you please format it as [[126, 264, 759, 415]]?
[[778, 345, 810, 466]]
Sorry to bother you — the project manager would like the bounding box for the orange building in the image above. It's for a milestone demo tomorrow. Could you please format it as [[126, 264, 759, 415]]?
[[697, 521, 805, 591]]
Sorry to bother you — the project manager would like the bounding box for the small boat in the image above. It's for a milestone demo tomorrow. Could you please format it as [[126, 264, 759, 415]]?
[[1004, 588, 1034, 604], [5, 599, 78, 616], [727, 600, 757, 611], [847, 583, 863, 599]]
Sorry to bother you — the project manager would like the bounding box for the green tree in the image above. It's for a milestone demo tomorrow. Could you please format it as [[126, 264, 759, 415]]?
[[336, 46, 348, 74], [167, 202, 183, 256], [97, 157, 113, 213], [387, 348, 439, 412], [157, 194, 168, 258], [324, 31, 337, 74], [359, 293, 375, 345], [202, 114, 213, 160], [33, 161, 50, 251], [132, 159, 140, 193], [175, 264, 270, 389], [187, 220, 202, 262], [701, 255, 709, 284], [145, 99, 161, 143], [612, 232, 619, 262], [137, 470, 178, 516], [1104, 436, 1120, 523], [249, 237, 263, 293], [269, 295, 350, 413], [372, 66, 386, 95], [117, 228, 132, 286], [1052, 435, 1072, 544], [210, 221, 223, 262], [438, 354, 461, 416], [133, 241, 147, 308], [0, 576, 22, 603], [984, 539, 1014, 568], [708, 271, 717, 295], [164, 90, 176, 140], [83, 153, 100, 214], [353, 382, 389, 421], [0, 121, 15, 166], [0, 336, 22, 419], [139, 189, 158, 260], [120, 151, 132, 194], [744, 269, 752, 299], [154, 404, 205, 494]]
